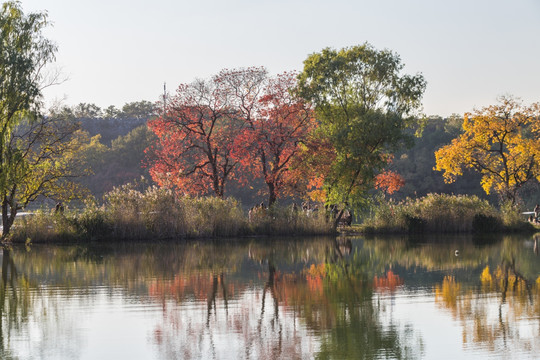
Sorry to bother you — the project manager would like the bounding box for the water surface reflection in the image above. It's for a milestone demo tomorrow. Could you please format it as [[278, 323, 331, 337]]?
[[0, 234, 538, 359]]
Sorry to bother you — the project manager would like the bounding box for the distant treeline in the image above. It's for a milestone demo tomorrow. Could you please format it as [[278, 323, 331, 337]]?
[[56, 100, 155, 144]]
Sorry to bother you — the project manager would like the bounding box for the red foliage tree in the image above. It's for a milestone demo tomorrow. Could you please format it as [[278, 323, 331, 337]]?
[[148, 68, 319, 203], [233, 72, 317, 206], [148, 78, 242, 197]]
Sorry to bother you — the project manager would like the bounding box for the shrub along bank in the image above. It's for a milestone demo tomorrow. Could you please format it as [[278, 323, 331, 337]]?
[[359, 193, 535, 234]]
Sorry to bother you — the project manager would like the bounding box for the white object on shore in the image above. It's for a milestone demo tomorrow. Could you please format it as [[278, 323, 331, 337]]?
[[17, 212, 34, 217]]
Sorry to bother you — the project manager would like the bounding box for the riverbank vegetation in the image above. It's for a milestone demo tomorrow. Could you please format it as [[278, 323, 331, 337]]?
[[10, 191, 537, 243]]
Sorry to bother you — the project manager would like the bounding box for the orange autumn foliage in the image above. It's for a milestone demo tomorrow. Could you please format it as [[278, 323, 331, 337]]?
[[374, 170, 405, 195]]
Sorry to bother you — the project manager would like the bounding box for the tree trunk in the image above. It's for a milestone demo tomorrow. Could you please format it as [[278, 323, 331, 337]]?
[[333, 208, 344, 229], [1, 199, 10, 241], [267, 182, 277, 207], [1, 197, 17, 242]]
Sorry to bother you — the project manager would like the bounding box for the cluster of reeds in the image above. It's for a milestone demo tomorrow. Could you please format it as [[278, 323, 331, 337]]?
[[10, 183, 334, 243], [362, 193, 505, 234], [248, 205, 334, 236], [85, 184, 247, 240]]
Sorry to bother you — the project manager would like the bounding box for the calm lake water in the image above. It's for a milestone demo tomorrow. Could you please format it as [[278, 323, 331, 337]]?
[[0, 234, 539, 359]]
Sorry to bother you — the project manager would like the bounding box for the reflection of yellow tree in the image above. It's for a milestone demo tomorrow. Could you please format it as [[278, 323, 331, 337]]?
[[435, 264, 539, 353], [435, 276, 461, 314], [482, 264, 536, 316]]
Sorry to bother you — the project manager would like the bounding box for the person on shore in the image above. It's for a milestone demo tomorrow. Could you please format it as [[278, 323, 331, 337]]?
[[248, 206, 254, 222], [55, 202, 64, 214], [535, 204, 540, 222], [291, 202, 299, 217]]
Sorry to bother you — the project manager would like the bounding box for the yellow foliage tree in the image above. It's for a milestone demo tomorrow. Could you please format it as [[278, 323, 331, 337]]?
[[434, 97, 540, 204]]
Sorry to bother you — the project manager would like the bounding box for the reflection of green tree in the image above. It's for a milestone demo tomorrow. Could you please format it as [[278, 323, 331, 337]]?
[[315, 281, 412, 360], [0, 248, 23, 359], [0, 248, 39, 358], [310, 240, 422, 359]]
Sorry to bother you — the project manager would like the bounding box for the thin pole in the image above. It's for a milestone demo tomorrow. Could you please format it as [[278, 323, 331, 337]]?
[[163, 82, 167, 114]]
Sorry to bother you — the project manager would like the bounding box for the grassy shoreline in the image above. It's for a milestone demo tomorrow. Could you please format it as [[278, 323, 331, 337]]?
[[7, 191, 538, 244]]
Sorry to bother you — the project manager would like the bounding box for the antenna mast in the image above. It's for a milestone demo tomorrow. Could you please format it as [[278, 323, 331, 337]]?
[[163, 82, 167, 114]]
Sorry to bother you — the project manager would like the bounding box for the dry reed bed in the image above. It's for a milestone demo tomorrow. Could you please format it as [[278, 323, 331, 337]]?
[[11, 184, 334, 243], [362, 193, 530, 234]]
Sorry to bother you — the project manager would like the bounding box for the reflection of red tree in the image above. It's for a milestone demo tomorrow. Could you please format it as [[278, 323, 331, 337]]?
[[148, 273, 243, 301], [305, 264, 326, 297], [373, 270, 404, 292], [150, 269, 319, 358]]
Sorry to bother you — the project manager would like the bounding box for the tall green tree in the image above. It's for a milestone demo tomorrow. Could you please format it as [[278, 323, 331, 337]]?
[[0, 2, 89, 240], [1, 115, 91, 239], [296, 43, 426, 225]]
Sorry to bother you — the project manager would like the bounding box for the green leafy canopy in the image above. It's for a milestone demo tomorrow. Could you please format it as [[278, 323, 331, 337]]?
[[296, 43, 426, 209]]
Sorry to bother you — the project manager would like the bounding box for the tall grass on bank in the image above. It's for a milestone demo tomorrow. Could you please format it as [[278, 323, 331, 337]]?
[[10, 184, 334, 243], [361, 193, 530, 234], [248, 205, 333, 236], [101, 184, 248, 239]]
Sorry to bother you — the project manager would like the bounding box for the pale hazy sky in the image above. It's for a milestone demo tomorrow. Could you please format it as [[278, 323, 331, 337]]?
[[22, 0, 540, 117]]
